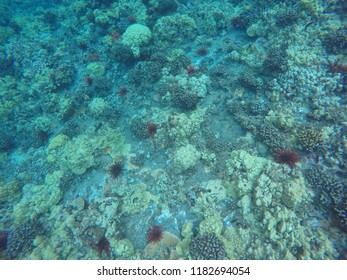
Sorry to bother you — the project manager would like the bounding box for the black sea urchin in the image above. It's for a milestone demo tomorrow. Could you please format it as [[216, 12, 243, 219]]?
[[109, 161, 124, 179]]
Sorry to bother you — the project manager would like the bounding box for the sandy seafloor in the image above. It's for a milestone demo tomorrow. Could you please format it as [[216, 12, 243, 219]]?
[[0, 0, 346, 260]]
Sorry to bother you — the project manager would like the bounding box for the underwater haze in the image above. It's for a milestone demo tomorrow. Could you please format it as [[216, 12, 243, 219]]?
[[0, 0, 346, 260]]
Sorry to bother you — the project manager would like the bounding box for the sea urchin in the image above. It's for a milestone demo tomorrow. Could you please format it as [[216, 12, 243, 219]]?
[[146, 225, 163, 244], [0, 230, 8, 252], [274, 150, 300, 168], [109, 161, 124, 179], [147, 122, 158, 138], [96, 236, 111, 259]]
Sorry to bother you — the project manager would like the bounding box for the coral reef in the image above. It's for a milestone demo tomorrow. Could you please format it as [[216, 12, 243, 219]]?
[[225, 150, 337, 259], [257, 124, 286, 151], [154, 0, 178, 15], [0, 230, 8, 252], [172, 88, 199, 110], [167, 108, 206, 146], [0, 131, 15, 152], [47, 125, 127, 175], [89, 98, 110, 117], [12, 171, 63, 223], [107, 42, 135, 64], [1, 0, 346, 261], [143, 230, 180, 260]]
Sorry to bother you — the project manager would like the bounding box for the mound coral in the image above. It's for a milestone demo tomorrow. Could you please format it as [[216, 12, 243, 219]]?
[[122, 23, 152, 58], [173, 144, 201, 173]]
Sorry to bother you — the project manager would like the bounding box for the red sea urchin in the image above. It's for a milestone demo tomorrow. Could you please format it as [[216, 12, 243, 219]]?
[[146, 225, 163, 244], [146, 122, 158, 138], [118, 86, 128, 97], [96, 236, 111, 259], [274, 150, 300, 168], [0, 230, 8, 252]]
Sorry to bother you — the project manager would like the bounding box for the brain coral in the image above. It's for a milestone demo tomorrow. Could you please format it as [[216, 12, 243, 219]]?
[[122, 23, 152, 58]]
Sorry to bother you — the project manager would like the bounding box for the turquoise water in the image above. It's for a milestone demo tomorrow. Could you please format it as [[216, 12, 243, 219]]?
[[0, 0, 346, 260]]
